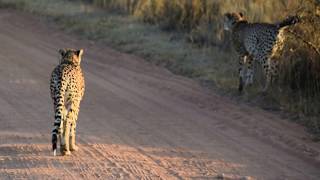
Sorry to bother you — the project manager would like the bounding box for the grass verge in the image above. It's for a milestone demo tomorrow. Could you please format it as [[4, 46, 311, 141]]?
[[0, 0, 238, 90]]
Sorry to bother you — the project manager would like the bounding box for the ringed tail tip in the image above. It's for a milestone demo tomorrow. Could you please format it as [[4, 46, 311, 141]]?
[[52, 142, 57, 156]]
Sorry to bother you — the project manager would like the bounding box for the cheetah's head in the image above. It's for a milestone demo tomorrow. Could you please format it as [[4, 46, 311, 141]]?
[[223, 12, 246, 31], [59, 48, 84, 65]]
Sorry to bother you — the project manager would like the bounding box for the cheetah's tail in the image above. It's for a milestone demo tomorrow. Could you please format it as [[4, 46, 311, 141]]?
[[52, 133, 57, 156], [51, 74, 67, 156], [276, 15, 299, 28]]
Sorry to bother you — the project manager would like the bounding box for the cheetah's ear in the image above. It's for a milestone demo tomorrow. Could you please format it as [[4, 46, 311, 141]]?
[[224, 13, 232, 19], [76, 49, 84, 57], [239, 12, 244, 18], [59, 49, 66, 57]]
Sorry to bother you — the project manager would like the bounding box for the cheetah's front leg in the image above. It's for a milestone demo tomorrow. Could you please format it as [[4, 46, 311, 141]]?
[[238, 55, 246, 92]]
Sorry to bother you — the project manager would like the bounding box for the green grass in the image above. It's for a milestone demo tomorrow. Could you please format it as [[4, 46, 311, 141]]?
[[0, 0, 319, 138]]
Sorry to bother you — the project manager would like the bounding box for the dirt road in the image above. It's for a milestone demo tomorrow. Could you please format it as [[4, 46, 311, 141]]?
[[0, 10, 319, 179]]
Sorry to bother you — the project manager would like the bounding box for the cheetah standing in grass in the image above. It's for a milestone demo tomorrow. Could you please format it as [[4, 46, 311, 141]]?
[[223, 12, 299, 92], [50, 49, 85, 156]]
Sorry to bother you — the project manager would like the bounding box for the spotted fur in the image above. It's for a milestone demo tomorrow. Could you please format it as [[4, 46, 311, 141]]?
[[223, 12, 299, 92], [50, 49, 85, 156]]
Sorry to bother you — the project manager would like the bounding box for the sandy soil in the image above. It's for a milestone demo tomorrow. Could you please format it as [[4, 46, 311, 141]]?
[[0, 9, 319, 180]]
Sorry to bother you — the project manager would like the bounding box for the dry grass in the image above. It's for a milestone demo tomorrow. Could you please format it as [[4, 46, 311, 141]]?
[[90, 0, 320, 136], [277, 5, 320, 135], [90, 0, 302, 46], [0, 0, 319, 137]]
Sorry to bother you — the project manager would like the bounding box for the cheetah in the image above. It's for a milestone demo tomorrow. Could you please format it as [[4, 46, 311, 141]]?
[[50, 49, 85, 156], [223, 12, 299, 92]]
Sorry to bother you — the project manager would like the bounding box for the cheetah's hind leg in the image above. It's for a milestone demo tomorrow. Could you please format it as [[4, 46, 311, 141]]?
[[59, 108, 70, 155], [69, 101, 80, 152], [245, 56, 254, 86], [70, 121, 79, 152], [262, 58, 279, 93]]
